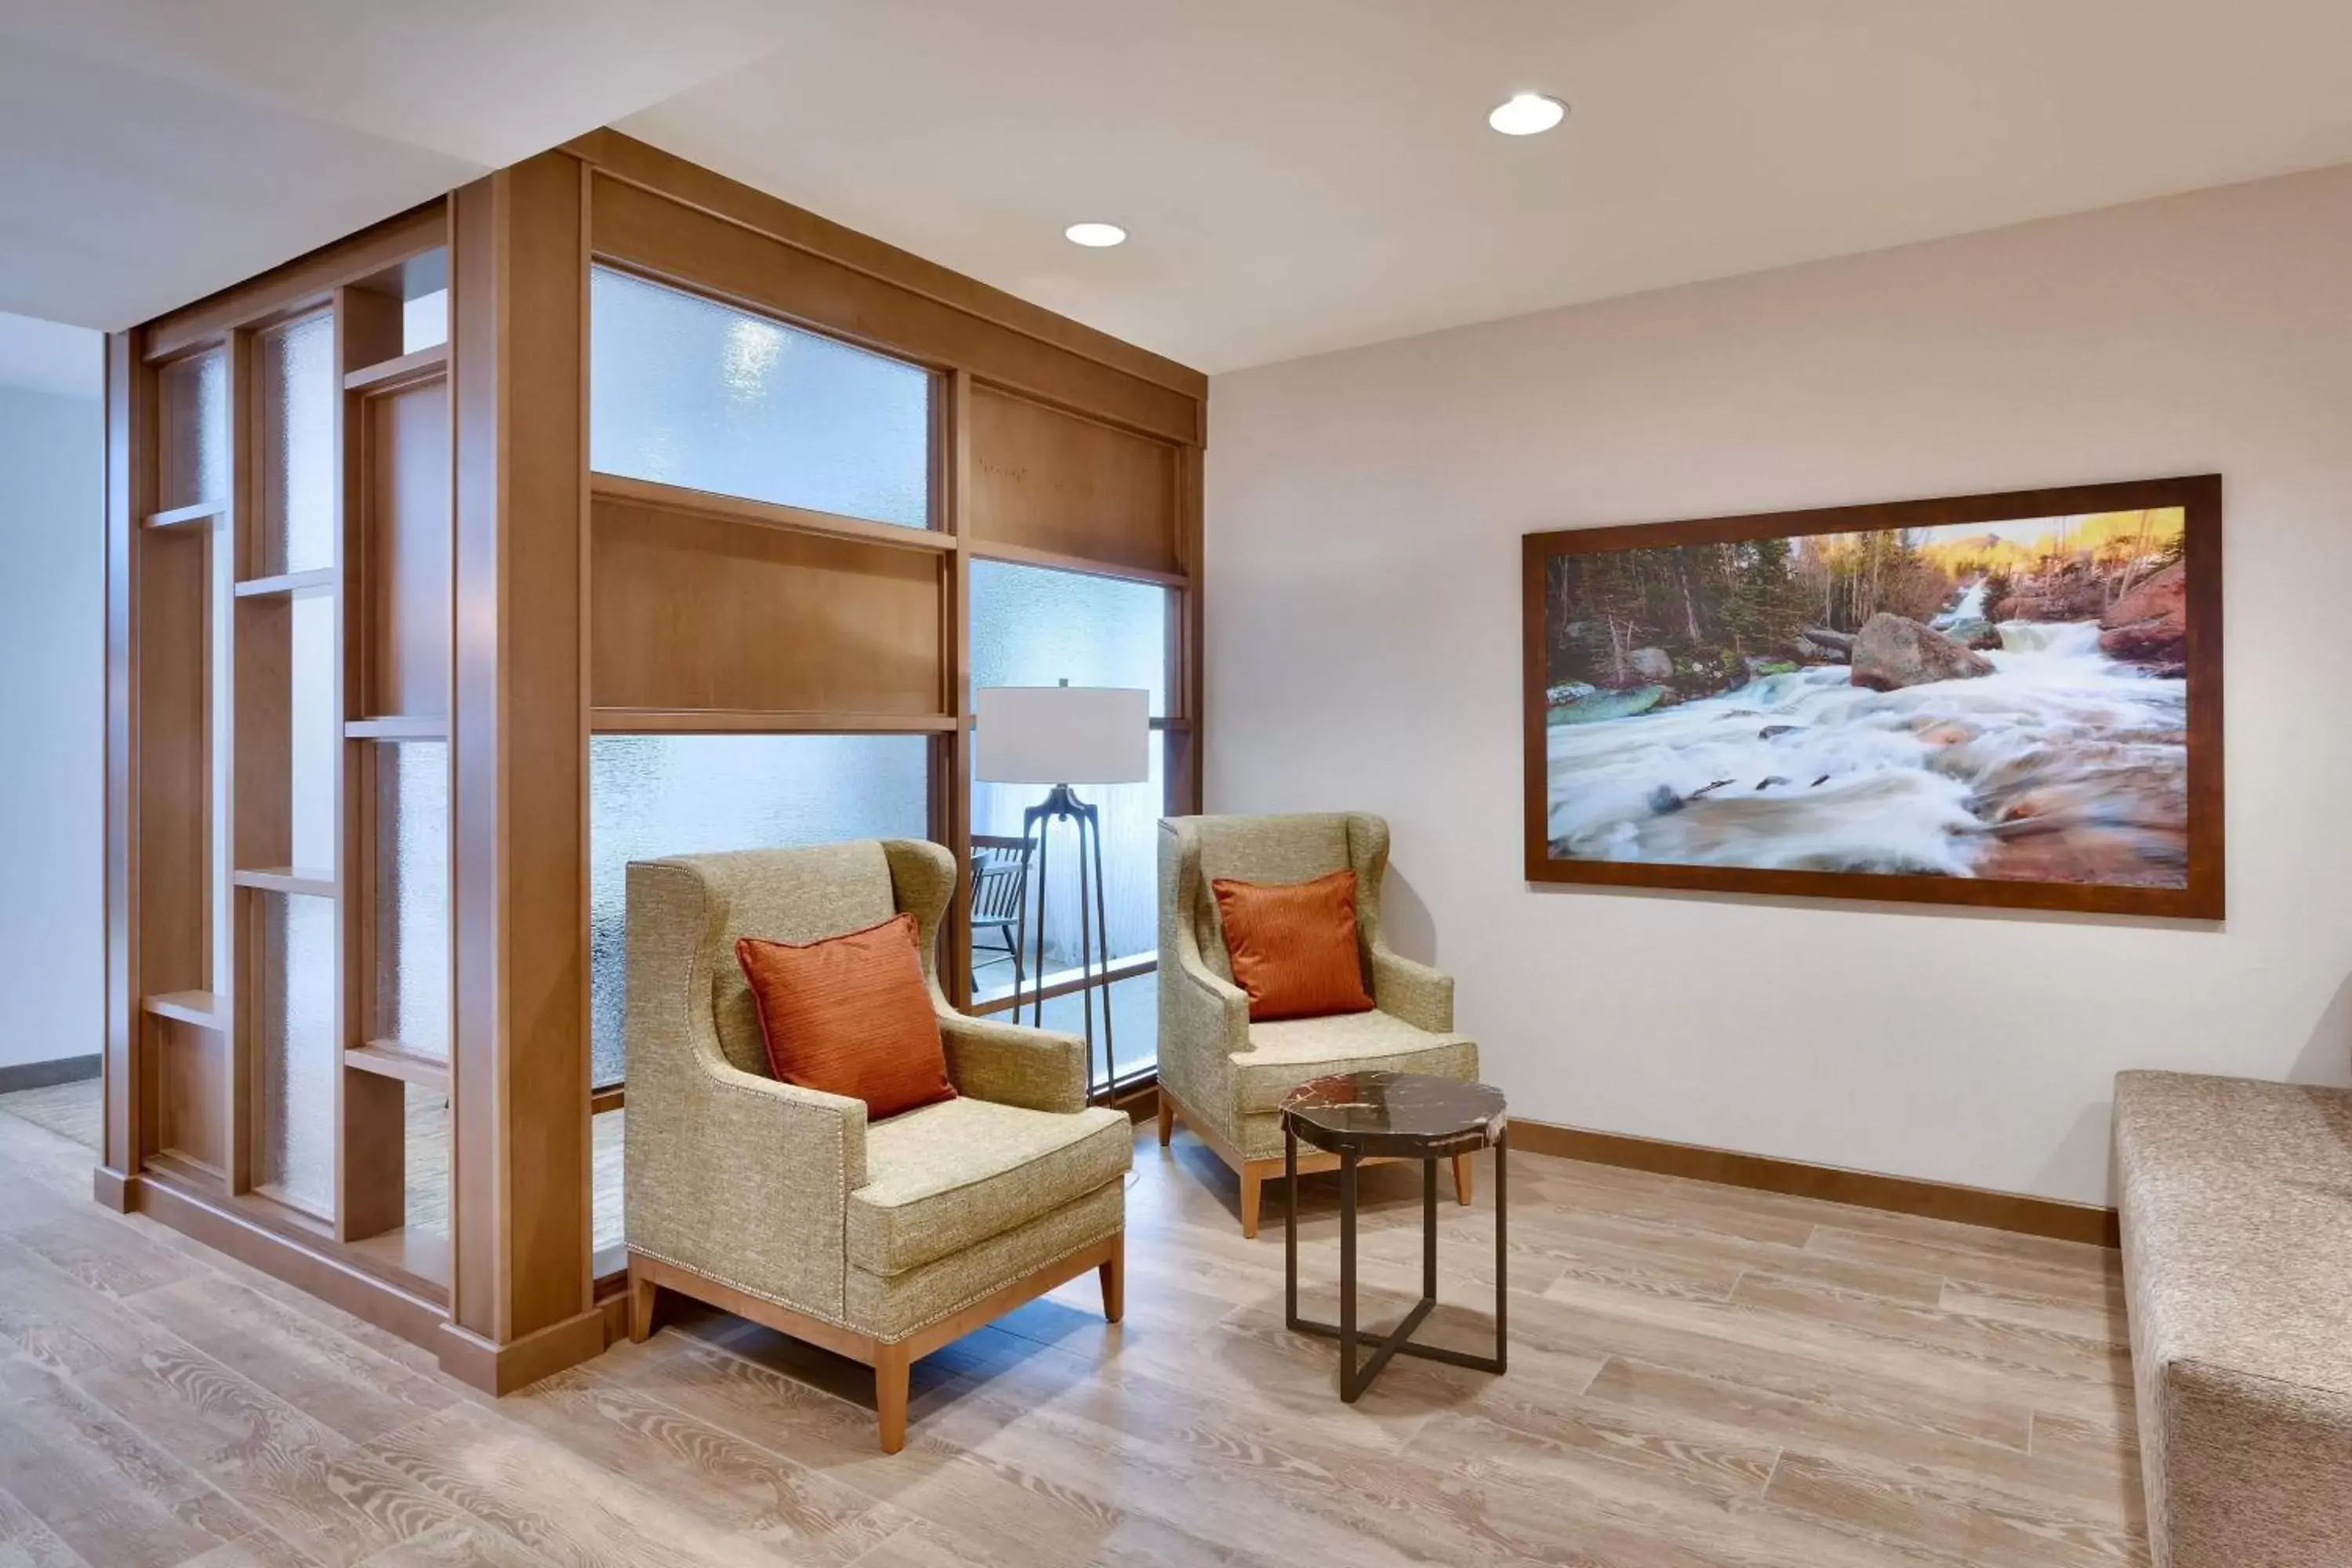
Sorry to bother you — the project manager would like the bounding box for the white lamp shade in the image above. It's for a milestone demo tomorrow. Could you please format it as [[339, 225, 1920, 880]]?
[[975, 686, 1149, 785]]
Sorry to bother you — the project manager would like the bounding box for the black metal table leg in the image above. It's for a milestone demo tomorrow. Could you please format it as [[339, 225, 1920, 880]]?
[[1289, 1146, 1508, 1396], [1283, 1123, 1299, 1330], [1422, 1153, 1438, 1302], [1279, 1073, 1510, 1403], [1338, 1149, 1359, 1401]]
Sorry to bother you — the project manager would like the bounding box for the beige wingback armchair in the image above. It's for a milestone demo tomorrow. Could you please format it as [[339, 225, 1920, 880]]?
[[1156, 812, 1479, 1236], [623, 839, 1131, 1452]]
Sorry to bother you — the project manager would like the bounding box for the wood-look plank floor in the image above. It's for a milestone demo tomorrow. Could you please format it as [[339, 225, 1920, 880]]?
[[0, 1081, 2144, 1566], [0, 1076, 101, 1150], [0, 1074, 628, 1263]]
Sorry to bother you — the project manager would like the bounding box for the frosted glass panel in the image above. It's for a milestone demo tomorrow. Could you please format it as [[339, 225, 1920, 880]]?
[[160, 349, 228, 510], [255, 891, 336, 1218], [590, 267, 930, 528], [373, 742, 448, 1056], [589, 734, 931, 1085], [211, 532, 231, 994], [260, 312, 336, 574], [970, 560, 1168, 714], [289, 590, 336, 870], [971, 733, 1162, 979]]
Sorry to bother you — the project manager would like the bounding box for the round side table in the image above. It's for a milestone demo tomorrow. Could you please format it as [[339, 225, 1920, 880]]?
[[1279, 1070, 1508, 1402]]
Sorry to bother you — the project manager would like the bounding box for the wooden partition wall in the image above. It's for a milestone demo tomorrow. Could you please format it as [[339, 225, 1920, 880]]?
[[103, 132, 1208, 1392], [105, 199, 457, 1334]]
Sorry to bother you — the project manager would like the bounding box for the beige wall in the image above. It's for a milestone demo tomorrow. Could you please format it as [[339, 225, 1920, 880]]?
[[1204, 163, 2352, 1205]]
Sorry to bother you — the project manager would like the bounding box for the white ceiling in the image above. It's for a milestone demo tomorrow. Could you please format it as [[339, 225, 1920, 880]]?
[[0, 0, 812, 329], [623, 0, 2352, 371], [8, 2, 2352, 370]]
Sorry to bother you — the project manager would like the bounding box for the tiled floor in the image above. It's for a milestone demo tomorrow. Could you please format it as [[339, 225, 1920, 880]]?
[[0, 1077, 2143, 1565]]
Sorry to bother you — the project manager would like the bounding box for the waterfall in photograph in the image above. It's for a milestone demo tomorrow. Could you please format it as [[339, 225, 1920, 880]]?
[[1546, 618, 2187, 880], [1539, 506, 2194, 888]]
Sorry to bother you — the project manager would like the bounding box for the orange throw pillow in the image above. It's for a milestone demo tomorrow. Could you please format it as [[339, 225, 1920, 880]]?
[[1210, 869, 1377, 1022], [734, 913, 957, 1121]]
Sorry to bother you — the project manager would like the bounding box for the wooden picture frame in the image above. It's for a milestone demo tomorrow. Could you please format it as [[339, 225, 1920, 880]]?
[[1522, 475, 2223, 918]]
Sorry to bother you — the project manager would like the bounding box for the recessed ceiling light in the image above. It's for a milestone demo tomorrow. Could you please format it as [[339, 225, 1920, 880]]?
[[1488, 92, 1566, 136], [1065, 222, 1128, 248]]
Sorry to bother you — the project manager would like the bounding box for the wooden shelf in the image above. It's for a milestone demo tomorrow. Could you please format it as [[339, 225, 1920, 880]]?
[[590, 472, 957, 557], [343, 343, 448, 394], [245, 1183, 338, 1241], [345, 1225, 451, 1296], [234, 568, 335, 598], [143, 989, 225, 1028], [345, 716, 447, 740], [142, 1148, 226, 1190], [589, 707, 957, 735], [233, 867, 335, 898], [143, 500, 226, 530], [344, 1042, 451, 1094]]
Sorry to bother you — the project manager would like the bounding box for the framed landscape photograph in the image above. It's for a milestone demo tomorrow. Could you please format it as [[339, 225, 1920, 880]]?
[[1521, 476, 2223, 917]]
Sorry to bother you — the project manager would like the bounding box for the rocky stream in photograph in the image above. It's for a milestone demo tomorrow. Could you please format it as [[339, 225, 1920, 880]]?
[[1541, 511, 2190, 884]]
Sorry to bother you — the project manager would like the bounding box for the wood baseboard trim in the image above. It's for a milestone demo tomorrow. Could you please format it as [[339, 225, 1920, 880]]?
[[593, 1284, 632, 1349], [130, 1167, 452, 1346], [92, 1164, 137, 1213], [0, 1054, 101, 1094], [1509, 1118, 2118, 1248], [437, 1306, 611, 1396]]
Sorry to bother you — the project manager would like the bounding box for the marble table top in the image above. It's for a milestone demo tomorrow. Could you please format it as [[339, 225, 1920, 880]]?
[[1279, 1070, 1508, 1159]]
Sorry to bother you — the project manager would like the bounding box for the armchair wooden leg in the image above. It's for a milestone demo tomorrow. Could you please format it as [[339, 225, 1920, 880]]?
[[875, 1342, 911, 1454], [1453, 1152, 1474, 1207], [1099, 1231, 1125, 1323], [1240, 1164, 1264, 1240], [1156, 1091, 1174, 1147], [626, 1258, 658, 1344]]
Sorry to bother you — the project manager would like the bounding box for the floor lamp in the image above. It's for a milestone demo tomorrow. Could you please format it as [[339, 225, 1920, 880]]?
[[975, 682, 1150, 1098]]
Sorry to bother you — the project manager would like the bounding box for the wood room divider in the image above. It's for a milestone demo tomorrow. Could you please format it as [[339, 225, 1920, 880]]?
[[102, 137, 1207, 1393]]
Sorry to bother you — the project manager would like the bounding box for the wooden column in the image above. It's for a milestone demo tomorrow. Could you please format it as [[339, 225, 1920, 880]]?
[[444, 154, 601, 1391], [99, 332, 147, 1208], [940, 368, 975, 1008], [1171, 441, 1207, 816]]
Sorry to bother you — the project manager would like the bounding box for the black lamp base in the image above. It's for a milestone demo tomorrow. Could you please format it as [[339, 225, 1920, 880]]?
[[1016, 783, 1115, 1099]]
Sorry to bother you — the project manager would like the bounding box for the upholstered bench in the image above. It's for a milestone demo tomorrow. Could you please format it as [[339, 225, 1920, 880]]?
[[2113, 1070, 2352, 1566]]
